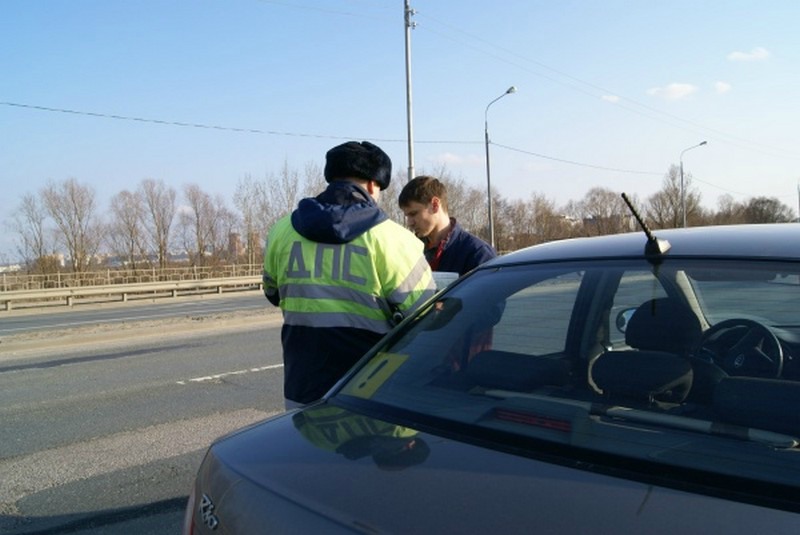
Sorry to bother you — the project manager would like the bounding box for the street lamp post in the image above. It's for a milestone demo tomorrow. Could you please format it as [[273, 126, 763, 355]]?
[[679, 140, 707, 228], [484, 85, 517, 249]]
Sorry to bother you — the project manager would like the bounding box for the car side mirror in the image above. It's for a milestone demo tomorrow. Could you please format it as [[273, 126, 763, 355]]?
[[616, 308, 636, 334]]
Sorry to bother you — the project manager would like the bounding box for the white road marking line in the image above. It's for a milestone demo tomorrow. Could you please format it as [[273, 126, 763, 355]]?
[[176, 363, 283, 385]]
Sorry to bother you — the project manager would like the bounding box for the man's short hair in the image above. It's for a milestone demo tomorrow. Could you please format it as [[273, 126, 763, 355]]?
[[398, 175, 448, 211]]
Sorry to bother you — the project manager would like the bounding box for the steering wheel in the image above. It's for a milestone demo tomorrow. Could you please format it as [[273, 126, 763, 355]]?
[[698, 318, 783, 378]]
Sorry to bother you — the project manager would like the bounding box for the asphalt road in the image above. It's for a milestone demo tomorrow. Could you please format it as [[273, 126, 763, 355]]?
[[0, 291, 268, 337], [0, 295, 285, 534]]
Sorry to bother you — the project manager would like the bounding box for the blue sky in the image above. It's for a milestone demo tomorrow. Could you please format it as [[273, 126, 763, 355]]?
[[3, 0, 800, 262]]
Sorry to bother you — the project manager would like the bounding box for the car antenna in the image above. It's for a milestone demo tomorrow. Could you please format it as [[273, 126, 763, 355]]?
[[620, 193, 671, 257]]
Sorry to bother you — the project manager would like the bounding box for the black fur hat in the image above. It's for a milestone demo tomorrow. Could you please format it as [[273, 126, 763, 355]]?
[[324, 141, 392, 190]]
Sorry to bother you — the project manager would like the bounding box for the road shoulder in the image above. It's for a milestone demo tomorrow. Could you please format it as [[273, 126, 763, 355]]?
[[0, 308, 283, 361]]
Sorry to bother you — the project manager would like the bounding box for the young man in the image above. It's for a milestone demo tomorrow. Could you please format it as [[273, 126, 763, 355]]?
[[263, 141, 435, 409], [398, 175, 496, 276], [399, 175, 498, 371]]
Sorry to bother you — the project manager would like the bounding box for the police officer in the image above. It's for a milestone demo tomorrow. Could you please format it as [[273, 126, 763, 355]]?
[[263, 141, 435, 409]]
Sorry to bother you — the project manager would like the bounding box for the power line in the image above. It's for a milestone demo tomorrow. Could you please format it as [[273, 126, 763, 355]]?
[[0, 101, 349, 139], [0, 101, 479, 146], [253, 2, 797, 161], [494, 141, 795, 199], [256, 2, 797, 161], [691, 175, 798, 201], [492, 142, 661, 176], [2, 100, 776, 198], [418, 13, 800, 162]]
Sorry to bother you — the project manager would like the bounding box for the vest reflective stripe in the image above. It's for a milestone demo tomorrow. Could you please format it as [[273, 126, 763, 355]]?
[[264, 216, 434, 334], [283, 310, 393, 332], [388, 255, 435, 313], [279, 283, 392, 316], [280, 284, 393, 321]]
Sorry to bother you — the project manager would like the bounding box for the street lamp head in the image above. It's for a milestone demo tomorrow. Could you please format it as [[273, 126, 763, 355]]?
[[485, 85, 518, 117], [680, 140, 708, 159]]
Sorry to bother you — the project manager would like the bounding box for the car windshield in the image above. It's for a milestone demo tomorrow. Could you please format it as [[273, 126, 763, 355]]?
[[336, 257, 800, 490]]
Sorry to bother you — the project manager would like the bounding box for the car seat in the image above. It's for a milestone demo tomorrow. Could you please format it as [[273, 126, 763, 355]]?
[[589, 298, 705, 406]]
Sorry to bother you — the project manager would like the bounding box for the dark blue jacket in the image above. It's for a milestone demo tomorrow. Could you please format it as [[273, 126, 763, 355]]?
[[426, 219, 496, 276]]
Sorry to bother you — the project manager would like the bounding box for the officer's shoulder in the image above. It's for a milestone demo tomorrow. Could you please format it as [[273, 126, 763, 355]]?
[[374, 218, 412, 234], [269, 214, 294, 233]]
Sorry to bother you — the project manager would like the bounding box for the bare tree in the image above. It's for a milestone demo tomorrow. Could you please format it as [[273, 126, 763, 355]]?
[[504, 193, 573, 249], [180, 184, 240, 266], [8, 193, 56, 273], [140, 179, 176, 269], [461, 187, 491, 243], [180, 184, 216, 266], [233, 161, 324, 268], [437, 174, 471, 225], [41, 178, 101, 274], [208, 196, 239, 264], [743, 196, 795, 223], [646, 165, 702, 229], [504, 198, 533, 249], [268, 160, 302, 218], [302, 161, 327, 199], [378, 170, 405, 224], [233, 174, 265, 266], [568, 187, 634, 236], [711, 194, 746, 225], [108, 189, 146, 269], [534, 194, 579, 243], [491, 194, 514, 252]]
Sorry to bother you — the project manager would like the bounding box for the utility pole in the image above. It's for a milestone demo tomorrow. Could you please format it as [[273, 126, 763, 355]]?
[[404, 0, 416, 182]]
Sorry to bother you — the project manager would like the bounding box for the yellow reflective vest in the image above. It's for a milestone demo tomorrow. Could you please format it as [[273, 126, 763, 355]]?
[[264, 215, 434, 333], [263, 212, 435, 403]]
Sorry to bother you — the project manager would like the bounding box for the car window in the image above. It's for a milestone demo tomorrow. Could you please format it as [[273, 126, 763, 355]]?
[[691, 269, 800, 326], [337, 258, 800, 494], [490, 272, 582, 356]]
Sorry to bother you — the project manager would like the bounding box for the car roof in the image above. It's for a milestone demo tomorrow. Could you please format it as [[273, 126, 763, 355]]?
[[488, 223, 800, 266]]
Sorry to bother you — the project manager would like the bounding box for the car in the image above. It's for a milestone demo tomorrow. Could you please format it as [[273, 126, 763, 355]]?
[[184, 222, 800, 534]]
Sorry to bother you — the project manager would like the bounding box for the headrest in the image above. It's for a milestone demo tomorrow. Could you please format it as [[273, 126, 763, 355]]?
[[626, 298, 702, 354], [591, 350, 693, 404]]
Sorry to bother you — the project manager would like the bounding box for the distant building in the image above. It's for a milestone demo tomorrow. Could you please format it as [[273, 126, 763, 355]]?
[[0, 263, 22, 273], [228, 233, 245, 258]]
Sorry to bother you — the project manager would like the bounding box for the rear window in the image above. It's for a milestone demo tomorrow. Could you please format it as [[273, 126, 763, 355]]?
[[336, 258, 800, 493]]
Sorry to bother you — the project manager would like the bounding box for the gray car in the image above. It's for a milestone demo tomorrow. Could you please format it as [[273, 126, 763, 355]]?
[[184, 223, 800, 534]]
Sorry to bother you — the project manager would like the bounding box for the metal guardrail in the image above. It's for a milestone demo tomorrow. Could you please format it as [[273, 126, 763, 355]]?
[[0, 276, 262, 311], [1, 264, 263, 292]]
